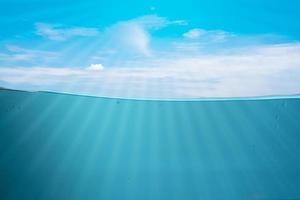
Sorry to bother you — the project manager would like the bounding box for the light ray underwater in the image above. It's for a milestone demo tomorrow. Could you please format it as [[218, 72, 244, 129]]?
[[1, 88, 300, 199]]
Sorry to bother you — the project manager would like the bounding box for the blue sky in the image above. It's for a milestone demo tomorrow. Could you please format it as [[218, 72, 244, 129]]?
[[0, 0, 300, 98]]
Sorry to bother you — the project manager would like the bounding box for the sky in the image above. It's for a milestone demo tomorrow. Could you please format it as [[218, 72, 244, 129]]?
[[0, 0, 300, 98]]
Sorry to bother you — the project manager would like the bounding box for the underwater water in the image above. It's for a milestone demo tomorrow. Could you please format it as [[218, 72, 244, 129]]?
[[0, 89, 300, 200]]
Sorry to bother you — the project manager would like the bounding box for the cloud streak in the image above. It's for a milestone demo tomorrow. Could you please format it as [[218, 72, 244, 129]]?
[[0, 45, 58, 63], [1, 43, 300, 98], [35, 23, 99, 41], [183, 28, 234, 42]]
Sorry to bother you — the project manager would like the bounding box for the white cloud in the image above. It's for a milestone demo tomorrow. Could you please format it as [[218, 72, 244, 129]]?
[[0, 45, 57, 62], [1, 43, 300, 98], [99, 15, 187, 56], [105, 21, 151, 56], [183, 28, 233, 42], [87, 63, 104, 71], [183, 29, 205, 39], [35, 23, 99, 41]]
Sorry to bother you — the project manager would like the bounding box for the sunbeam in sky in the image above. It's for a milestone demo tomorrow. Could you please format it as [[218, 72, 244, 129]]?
[[0, 0, 300, 98]]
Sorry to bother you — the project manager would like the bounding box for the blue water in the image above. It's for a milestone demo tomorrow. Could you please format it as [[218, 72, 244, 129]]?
[[0, 89, 300, 200]]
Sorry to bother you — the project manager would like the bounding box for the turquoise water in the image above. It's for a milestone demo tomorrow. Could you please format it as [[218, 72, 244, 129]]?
[[0, 89, 300, 200]]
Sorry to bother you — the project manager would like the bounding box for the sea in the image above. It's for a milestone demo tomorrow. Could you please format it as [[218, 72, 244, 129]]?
[[0, 88, 300, 200]]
